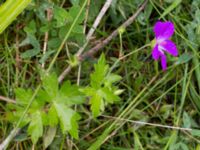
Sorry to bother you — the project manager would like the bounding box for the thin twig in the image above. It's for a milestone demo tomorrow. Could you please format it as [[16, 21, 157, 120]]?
[[42, 8, 52, 68], [58, 0, 148, 83], [0, 96, 16, 104], [77, 65, 81, 86], [101, 115, 192, 131], [0, 128, 20, 150], [58, 0, 113, 82], [83, 0, 91, 34], [86, 0, 112, 41], [76, 0, 113, 57], [58, 66, 72, 83], [81, 0, 148, 59]]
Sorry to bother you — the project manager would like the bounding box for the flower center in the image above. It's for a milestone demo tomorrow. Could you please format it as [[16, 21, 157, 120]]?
[[158, 45, 164, 54], [156, 38, 167, 54], [156, 37, 165, 44]]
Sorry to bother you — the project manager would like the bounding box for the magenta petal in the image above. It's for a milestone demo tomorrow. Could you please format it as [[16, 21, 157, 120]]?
[[159, 40, 178, 56], [152, 44, 161, 60], [153, 21, 174, 40], [161, 54, 167, 70]]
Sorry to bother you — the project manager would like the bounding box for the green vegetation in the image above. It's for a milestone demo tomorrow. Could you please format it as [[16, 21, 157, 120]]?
[[0, 0, 200, 149]]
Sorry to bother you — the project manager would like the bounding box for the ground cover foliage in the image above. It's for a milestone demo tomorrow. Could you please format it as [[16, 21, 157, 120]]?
[[0, 0, 200, 149]]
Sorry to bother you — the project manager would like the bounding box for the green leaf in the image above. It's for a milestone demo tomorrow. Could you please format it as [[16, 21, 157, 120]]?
[[20, 33, 41, 58], [190, 129, 200, 137], [42, 73, 58, 98], [91, 54, 109, 89], [48, 38, 62, 49], [90, 93, 102, 117], [69, 5, 85, 24], [48, 105, 58, 126], [43, 127, 57, 149], [59, 5, 85, 43], [85, 53, 123, 117], [53, 6, 72, 27], [72, 24, 84, 34], [70, 0, 80, 5], [41, 111, 49, 126], [28, 33, 40, 49], [69, 113, 81, 139], [82, 87, 96, 96], [99, 87, 120, 103], [39, 50, 55, 64], [28, 111, 43, 144], [6, 106, 30, 127], [36, 1, 53, 22], [15, 88, 33, 105], [24, 20, 37, 34], [83, 87, 104, 117], [54, 102, 80, 138], [104, 74, 122, 86], [37, 89, 52, 103], [59, 81, 85, 105], [21, 48, 40, 58]]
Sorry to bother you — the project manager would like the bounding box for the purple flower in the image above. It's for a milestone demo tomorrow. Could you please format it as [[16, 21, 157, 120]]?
[[152, 21, 178, 70]]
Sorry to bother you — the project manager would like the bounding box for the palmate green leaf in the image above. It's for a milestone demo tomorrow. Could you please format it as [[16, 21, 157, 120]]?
[[86, 87, 120, 117], [99, 87, 120, 103], [104, 74, 122, 87], [84, 53, 122, 117], [56, 4, 86, 44], [37, 88, 52, 103], [41, 111, 49, 126], [69, 113, 81, 139], [90, 93, 102, 117], [91, 54, 109, 89], [82, 87, 96, 96], [53, 102, 81, 139], [59, 81, 85, 105], [83, 87, 103, 117], [48, 104, 59, 126], [8, 88, 45, 128], [40, 73, 84, 138], [6, 105, 30, 127], [42, 72, 58, 99], [14, 88, 45, 111], [15, 88, 33, 105], [28, 111, 43, 144]]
